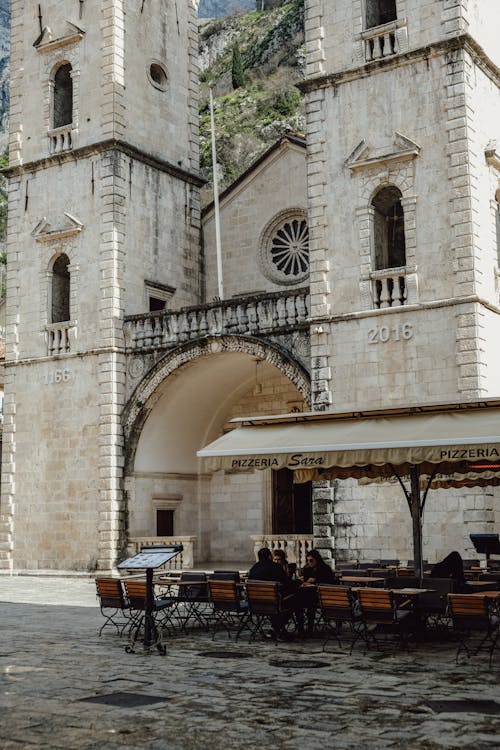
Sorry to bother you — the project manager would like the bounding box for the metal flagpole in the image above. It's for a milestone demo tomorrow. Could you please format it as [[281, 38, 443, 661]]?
[[209, 81, 224, 300]]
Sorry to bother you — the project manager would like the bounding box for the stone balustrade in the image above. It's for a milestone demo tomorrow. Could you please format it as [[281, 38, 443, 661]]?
[[360, 20, 407, 63], [250, 534, 314, 570], [126, 536, 196, 569], [48, 125, 74, 154], [370, 266, 418, 309], [45, 322, 73, 355], [124, 288, 310, 352]]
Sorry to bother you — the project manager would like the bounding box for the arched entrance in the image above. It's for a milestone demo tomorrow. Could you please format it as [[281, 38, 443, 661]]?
[[123, 336, 311, 564]]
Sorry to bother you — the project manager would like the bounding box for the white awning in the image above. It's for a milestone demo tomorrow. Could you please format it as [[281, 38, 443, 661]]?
[[197, 404, 500, 479]]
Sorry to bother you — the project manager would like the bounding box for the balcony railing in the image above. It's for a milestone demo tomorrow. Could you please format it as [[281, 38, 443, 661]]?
[[360, 19, 407, 63], [250, 534, 314, 570], [127, 536, 196, 570], [48, 125, 74, 154], [370, 266, 417, 309], [124, 288, 310, 352], [45, 321, 74, 355]]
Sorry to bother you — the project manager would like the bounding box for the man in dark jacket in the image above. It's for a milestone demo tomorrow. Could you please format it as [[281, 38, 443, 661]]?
[[248, 547, 298, 639]]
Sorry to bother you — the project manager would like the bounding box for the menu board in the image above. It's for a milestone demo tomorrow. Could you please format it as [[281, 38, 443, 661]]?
[[118, 547, 181, 570]]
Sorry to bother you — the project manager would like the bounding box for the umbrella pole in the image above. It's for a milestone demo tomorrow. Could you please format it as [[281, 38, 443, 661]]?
[[409, 464, 423, 580]]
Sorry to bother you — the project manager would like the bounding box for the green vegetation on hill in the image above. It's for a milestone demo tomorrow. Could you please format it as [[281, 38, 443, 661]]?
[[199, 0, 305, 203]]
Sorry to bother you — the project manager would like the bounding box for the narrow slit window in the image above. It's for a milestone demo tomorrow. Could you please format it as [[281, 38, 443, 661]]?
[[53, 63, 73, 129], [51, 254, 70, 323]]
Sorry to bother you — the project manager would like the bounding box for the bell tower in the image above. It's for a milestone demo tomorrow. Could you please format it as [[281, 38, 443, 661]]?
[[303, 0, 500, 412], [0, 0, 202, 572]]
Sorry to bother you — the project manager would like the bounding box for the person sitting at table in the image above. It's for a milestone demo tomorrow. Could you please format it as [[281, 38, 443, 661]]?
[[430, 550, 470, 592], [298, 549, 336, 636], [272, 548, 293, 579], [248, 547, 299, 639]]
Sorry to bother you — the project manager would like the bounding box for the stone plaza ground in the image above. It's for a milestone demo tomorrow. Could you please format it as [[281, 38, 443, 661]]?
[[0, 577, 500, 749]]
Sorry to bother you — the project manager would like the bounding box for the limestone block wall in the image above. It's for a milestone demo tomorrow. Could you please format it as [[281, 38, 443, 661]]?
[[334, 479, 500, 565], [5, 356, 101, 571], [467, 0, 500, 69], [202, 143, 307, 300]]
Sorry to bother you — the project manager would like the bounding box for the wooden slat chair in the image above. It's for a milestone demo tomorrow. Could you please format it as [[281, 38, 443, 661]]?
[[353, 588, 415, 652], [317, 585, 362, 652], [245, 580, 294, 641], [448, 594, 500, 667], [95, 577, 131, 637], [122, 579, 177, 649], [208, 579, 250, 639]]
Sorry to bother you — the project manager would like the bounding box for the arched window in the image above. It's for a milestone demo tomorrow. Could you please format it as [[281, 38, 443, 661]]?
[[53, 63, 73, 129], [51, 254, 70, 323], [372, 186, 406, 270], [366, 0, 397, 28]]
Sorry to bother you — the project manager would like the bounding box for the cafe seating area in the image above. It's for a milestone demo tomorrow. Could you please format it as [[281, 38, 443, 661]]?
[[95, 556, 500, 666]]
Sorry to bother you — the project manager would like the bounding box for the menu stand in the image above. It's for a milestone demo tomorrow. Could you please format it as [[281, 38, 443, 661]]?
[[469, 534, 500, 568], [118, 545, 183, 655]]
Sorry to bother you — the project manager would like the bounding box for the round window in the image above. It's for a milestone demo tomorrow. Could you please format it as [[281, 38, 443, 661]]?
[[148, 62, 168, 91], [260, 211, 309, 285]]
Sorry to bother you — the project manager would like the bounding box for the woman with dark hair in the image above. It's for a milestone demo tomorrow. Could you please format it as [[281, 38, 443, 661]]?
[[298, 549, 336, 636]]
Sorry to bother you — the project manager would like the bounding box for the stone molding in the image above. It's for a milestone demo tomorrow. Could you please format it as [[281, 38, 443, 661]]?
[[122, 335, 312, 470]]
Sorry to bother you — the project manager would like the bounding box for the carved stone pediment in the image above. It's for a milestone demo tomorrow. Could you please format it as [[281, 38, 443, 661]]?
[[32, 213, 83, 243], [346, 132, 421, 172], [34, 22, 85, 53]]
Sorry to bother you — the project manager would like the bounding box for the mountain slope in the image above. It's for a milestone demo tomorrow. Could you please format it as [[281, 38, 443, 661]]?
[[199, 0, 305, 202]]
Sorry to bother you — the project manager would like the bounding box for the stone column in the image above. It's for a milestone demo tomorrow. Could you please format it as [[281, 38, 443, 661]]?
[[312, 480, 335, 564]]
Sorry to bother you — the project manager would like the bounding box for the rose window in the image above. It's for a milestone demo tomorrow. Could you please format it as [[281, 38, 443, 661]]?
[[259, 210, 310, 285], [270, 218, 309, 278]]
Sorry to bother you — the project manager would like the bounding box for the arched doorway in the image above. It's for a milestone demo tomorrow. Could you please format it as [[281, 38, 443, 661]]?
[[123, 337, 311, 564]]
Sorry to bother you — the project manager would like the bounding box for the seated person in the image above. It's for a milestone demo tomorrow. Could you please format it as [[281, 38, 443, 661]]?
[[248, 547, 298, 639], [272, 548, 294, 579], [298, 549, 337, 635], [430, 550, 470, 592]]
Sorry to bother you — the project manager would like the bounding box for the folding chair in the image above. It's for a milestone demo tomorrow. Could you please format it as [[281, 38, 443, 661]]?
[[448, 594, 500, 667], [208, 579, 250, 639], [353, 588, 415, 652], [176, 572, 211, 632], [95, 577, 131, 636], [122, 579, 176, 651], [317, 585, 362, 652], [245, 580, 294, 641]]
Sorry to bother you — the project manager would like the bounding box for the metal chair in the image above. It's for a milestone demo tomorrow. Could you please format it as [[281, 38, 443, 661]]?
[[176, 572, 211, 631], [122, 579, 176, 650], [245, 580, 294, 641], [317, 585, 362, 652], [353, 588, 415, 651], [448, 594, 500, 667], [208, 579, 250, 639], [95, 577, 131, 636]]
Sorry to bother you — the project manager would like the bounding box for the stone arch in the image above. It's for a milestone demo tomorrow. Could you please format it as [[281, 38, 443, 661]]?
[[122, 334, 311, 473]]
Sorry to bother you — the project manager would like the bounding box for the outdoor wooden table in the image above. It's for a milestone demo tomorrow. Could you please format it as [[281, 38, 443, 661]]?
[[341, 576, 386, 587], [468, 580, 499, 592], [467, 590, 500, 598]]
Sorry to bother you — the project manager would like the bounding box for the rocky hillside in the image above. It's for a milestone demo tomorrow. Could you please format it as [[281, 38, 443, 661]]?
[[198, 0, 305, 202]]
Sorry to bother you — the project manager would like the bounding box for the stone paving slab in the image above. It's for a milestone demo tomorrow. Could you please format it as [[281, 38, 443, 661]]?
[[0, 577, 500, 749]]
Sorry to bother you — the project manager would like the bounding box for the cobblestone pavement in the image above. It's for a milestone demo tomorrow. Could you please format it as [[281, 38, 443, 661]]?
[[1, 577, 500, 749]]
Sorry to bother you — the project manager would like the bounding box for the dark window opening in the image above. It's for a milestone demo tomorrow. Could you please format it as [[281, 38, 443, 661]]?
[[156, 509, 174, 536], [51, 254, 70, 323], [272, 468, 312, 535], [372, 186, 406, 270], [366, 0, 397, 28], [53, 63, 73, 129], [149, 296, 166, 312]]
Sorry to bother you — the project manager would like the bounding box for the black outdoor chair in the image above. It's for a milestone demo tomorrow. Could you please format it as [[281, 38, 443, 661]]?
[[448, 594, 500, 667], [176, 572, 211, 631], [95, 577, 131, 636], [207, 579, 250, 639], [210, 570, 241, 582], [352, 588, 415, 652], [417, 577, 456, 630], [122, 579, 177, 649], [245, 580, 295, 641], [317, 584, 362, 652]]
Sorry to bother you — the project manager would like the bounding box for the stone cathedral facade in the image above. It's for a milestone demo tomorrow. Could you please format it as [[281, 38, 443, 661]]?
[[1, 0, 499, 573]]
